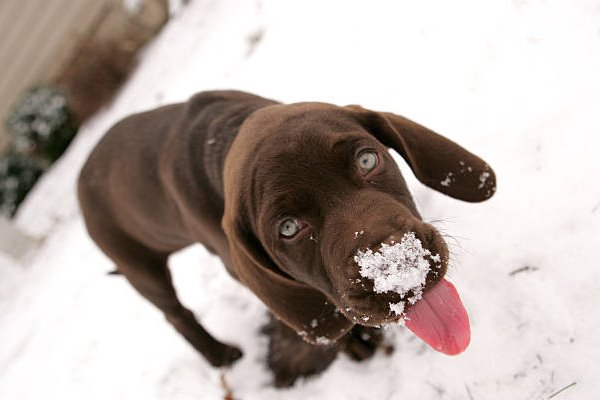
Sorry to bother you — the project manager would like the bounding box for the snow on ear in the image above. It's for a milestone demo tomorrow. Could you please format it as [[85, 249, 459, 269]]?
[[222, 215, 352, 344], [348, 105, 496, 202]]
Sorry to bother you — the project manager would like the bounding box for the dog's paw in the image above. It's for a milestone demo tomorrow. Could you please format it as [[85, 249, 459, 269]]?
[[342, 325, 393, 361], [269, 343, 338, 388], [262, 316, 338, 387], [207, 343, 243, 367]]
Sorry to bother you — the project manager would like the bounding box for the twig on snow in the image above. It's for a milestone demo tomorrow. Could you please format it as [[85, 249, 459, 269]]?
[[220, 370, 235, 400], [547, 382, 577, 399], [426, 381, 445, 396], [509, 266, 539, 276], [536, 353, 543, 364], [465, 383, 475, 400]]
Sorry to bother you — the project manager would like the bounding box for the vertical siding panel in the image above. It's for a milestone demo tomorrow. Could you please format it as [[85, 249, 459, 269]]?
[[0, 0, 42, 78], [0, 0, 114, 151], [1, 1, 75, 107], [0, 0, 70, 94], [48, 0, 111, 80], [0, 0, 46, 150], [0, 0, 24, 40], [26, 0, 91, 85]]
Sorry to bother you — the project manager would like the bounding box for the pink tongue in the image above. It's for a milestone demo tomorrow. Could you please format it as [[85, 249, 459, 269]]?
[[404, 279, 470, 355]]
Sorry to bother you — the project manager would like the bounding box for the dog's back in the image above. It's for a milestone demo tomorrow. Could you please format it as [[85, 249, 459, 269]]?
[[78, 102, 189, 254], [78, 90, 275, 256]]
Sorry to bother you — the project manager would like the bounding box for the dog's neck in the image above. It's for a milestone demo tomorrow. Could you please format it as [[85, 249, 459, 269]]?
[[203, 125, 239, 198], [183, 93, 277, 200]]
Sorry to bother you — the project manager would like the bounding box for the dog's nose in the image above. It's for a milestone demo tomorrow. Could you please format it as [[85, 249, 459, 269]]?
[[344, 233, 405, 280], [353, 232, 407, 255], [352, 230, 444, 299], [374, 234, 401, 248]]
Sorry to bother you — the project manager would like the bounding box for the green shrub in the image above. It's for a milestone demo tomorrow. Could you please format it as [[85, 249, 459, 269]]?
[[0, 151, 44, 218], [6, 86, 77, 166], [1, 86, 78, 217]]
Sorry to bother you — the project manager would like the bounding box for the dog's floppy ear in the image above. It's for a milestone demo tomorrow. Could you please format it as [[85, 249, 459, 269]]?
[[221, 108, 352, 344], [348, 106, 496, 202], [222, 212, 353, 344]]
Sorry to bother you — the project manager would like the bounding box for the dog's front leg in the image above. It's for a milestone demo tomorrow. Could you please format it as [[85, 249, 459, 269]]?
[[106, 235, 243, 367], [261, 314, 338, 387]]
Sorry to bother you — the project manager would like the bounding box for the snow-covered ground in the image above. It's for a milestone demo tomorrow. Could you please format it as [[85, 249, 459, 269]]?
[[2, 0, 600, 398]]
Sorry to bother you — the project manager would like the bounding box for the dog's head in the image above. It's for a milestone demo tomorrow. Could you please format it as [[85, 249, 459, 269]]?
[[222, 102, 495, 344]]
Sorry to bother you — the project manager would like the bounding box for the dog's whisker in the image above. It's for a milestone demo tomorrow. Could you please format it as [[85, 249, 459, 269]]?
[[440, 235, 466, 254], [445, 238, 466, 254], [426, 218, 457, 228]]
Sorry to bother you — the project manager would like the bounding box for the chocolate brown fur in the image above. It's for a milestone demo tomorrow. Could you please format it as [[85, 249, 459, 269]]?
[[78, 90, 495, 384]]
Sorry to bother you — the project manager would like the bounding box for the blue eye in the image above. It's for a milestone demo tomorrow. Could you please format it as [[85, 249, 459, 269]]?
[[279, 218, 301, 238], [357, 151, 379, 173]]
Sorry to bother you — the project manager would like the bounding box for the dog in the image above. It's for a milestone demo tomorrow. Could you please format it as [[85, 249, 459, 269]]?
[[78, 90, 496, 386]]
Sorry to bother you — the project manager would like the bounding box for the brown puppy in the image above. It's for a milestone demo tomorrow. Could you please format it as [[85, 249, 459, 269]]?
[[78, 90, 495, 385]]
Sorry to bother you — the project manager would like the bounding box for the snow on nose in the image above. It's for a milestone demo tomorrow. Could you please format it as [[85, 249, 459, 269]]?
[[353, 231, 442, 307]]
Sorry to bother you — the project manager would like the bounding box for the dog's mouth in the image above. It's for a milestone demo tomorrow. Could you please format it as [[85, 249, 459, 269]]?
[[333, 229, 470, 355]]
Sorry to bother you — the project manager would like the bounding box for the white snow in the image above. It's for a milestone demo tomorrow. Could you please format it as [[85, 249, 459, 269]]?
[[440, 172, 454, 187], [354, 232, 439, 300], [2, 0, 600, 399], [353, 230, 364, 239], [315, 337, 332, 346], [478, 171, 491, 189], [389, 302, 405, 317]]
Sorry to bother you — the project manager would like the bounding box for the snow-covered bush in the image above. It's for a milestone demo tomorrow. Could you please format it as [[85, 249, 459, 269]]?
[[1, 86, 77, 217], [6, 86, 77, 166], [0, 152, 44, 218]]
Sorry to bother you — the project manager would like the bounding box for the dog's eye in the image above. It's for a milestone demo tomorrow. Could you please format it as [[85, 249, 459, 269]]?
[[279, 218, 302, 238], [357, 150, 379, 174]]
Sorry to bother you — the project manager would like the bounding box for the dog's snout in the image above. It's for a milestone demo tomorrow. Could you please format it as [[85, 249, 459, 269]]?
[[342, 226, 450, 278]]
